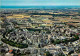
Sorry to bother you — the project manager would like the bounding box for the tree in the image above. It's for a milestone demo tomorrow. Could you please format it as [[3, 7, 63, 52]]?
[[45, 51, 53, 56]]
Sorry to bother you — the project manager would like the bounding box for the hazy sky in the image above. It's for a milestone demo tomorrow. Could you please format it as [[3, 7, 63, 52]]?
[[1, 0, 80, 6]]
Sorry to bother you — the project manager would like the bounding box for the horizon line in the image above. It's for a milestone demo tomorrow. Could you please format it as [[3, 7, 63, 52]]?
[[1, 5, 80, 6]]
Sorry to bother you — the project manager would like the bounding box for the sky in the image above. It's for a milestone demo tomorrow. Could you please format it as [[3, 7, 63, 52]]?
[[1, 0, 80, 6]]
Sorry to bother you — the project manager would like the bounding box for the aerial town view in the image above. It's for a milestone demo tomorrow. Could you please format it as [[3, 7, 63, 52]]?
[[0, 0, 80, 56]]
